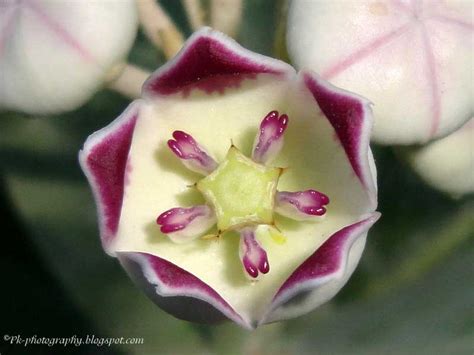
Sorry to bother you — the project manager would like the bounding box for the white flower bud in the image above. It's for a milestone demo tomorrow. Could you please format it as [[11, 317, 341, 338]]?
[[406, 118, 474, 198], [287, 0, 473, 145], [0, 0, 138, 114]]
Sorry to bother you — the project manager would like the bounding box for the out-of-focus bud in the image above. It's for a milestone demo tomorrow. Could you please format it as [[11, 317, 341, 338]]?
[[0, 0, 138, 115], [287, 0, 473, 145], [406, 118, 474, 198]]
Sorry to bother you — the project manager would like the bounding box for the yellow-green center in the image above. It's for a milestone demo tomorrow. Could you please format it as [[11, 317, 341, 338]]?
[[197, 146, 281, 231]]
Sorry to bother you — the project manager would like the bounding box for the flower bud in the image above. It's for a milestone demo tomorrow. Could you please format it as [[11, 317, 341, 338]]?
[[406, 118, 474, 198], [0, 0, 138, 114], [287, 0, 473, 145]]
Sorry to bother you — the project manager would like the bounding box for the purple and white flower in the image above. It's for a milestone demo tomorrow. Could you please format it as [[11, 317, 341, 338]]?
[[80, 27, 379, 328]]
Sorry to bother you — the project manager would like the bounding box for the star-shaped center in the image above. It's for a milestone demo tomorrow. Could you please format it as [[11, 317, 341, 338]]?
[[197, 146, 281, 232]]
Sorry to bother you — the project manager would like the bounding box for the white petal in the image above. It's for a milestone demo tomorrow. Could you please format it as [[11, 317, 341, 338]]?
[[262, 213, 380, 324]]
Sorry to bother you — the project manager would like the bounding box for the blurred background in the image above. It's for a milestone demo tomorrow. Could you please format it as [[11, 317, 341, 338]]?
[[0, 1, 472, 354]]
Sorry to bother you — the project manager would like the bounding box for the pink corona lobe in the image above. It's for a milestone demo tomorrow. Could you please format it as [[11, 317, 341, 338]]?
[[252, 111, 289, 164], [167, 130, 218, 174], [157, 206, 208, 234], [240, 228, 270, 279], [276, 190, 330, 218]]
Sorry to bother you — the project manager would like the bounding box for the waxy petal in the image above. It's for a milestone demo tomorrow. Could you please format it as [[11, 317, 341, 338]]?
[[143, 27, 295, 97], [263, 213, 380, 324], [79, 100, 140, 254], [252, 111, 289, 164], [118, 252, 251, 328], [168, 130, 218, 175], [157, 205, 216, 243], [302, 72, 377, 209], [239, 227, 270, 279], [275, 190, 329, 220]]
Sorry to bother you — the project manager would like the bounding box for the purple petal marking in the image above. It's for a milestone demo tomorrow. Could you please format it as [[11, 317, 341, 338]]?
[[156, 205, 216, 243], [143, 27, 295, 97], [252, 111, 289, 164], [118, 252, 251, 328], [303, 72, 376, 200], [239, 227, 270, 279], [281, 217, 371, 281], [167, 130, 217, 175], [275, 190, 329, 220], [262, 212, 380, 323], [79, 101, 140, 252]]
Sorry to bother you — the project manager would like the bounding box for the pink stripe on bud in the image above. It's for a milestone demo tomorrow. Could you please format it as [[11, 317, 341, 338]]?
[[252, 111, 289, 164], [239, 227, 270, 279], [156, 205, 216, 243], [275, 190, 330, 221], [168, 131, 218, 175]]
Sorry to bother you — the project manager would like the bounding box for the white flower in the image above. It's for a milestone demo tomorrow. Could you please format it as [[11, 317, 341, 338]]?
[[80, 28, 379, 328]]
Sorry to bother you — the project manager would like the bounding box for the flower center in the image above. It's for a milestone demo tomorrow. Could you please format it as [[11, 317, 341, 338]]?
[[197, 146, 281, 232], [156, 110, 330, 279]]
